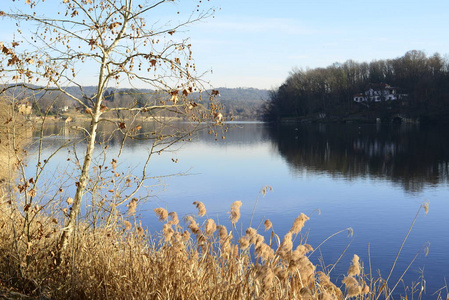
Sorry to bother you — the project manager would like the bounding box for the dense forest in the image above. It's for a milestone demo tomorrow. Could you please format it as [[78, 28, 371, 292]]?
[[263, 50, 449, 124]]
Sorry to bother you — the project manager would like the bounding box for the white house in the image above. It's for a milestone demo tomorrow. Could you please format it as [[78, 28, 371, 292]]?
[[353, 84, 406, 103]]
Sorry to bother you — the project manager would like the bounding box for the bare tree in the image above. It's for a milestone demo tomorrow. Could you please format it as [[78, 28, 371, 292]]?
[[0, 0, 223, 257]]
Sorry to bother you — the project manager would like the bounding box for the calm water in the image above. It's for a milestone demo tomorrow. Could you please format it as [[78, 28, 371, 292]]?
[[29, 122, 449, 297]]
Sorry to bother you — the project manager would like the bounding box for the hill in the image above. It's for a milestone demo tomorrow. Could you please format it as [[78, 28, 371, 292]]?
[[1, 85, 269, 120], [263, 50, 449, 124], [213, 87, 269, 120]]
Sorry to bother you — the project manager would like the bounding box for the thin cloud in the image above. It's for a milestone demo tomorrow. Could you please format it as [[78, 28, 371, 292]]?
[[200, 16, 317, 35]]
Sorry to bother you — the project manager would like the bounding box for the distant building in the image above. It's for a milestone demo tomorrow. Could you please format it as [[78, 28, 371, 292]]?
[[353, 83, 407, 103], [18, 102, 32, 116]]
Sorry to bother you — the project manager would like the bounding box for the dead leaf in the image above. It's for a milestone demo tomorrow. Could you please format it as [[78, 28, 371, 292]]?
[[100, 104, 108, 112], [108, 22, 122, 30]]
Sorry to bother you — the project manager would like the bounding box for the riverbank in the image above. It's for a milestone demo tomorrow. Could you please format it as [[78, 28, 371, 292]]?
[[31, 111, 184, 124], [276, 113, 422, 125]]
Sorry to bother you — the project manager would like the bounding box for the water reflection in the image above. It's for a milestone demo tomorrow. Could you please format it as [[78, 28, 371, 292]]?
[[30, 120, 208, 150], [30, 121, 449, 194], [266, 123, 449, 193]]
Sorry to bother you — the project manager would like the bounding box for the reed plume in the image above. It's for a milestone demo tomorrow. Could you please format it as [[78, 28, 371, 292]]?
[[291, 244, 313, 260], [154, 207, 168, 222], [168, 211, 179, 226], [238, 236, 250, 250], [245, 227, 257, 240], [229, 200, 242, 224], [217, 225, 228, 242], [162, 223, 174, 242], [128, 198, 138, 216], [347, 254, 361, 276], [317, 271, 343, 300], [342, 254, 369, 298], [276, 232, 293, 260], [205, 219, 217, 236], [181, 230, 191, 242], [193, 201, 206, 217], [185, 215, 201, 235], [255, 242, 274, 262], [289, 212, 309, 234], [218, 225, 232, 255], [264, 219, 272, 231]]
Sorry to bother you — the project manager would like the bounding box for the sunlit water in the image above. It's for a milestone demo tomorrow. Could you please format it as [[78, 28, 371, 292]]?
[[28, 122, 449, 297]]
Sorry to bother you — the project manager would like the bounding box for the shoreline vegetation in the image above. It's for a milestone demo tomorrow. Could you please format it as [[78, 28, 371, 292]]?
[[0, 195, 435, 300]]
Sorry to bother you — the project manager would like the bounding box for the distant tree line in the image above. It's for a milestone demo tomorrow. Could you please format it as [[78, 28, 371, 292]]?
[[1, 85, 268, 120], [215, 88, 268, 120], [263, 50, 449, 123]]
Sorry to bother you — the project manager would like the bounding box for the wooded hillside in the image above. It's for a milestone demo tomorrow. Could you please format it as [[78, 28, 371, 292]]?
[[0, 86, 269, 120], [263, 50, 449, 124]]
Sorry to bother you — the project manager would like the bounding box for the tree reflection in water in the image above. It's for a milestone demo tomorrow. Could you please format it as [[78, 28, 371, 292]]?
[[265, 123, 449, 193]]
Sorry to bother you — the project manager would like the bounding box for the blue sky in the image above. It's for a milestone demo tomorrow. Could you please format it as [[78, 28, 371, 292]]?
[[187, 0, 449, 89], [3, 0, 449, 90]]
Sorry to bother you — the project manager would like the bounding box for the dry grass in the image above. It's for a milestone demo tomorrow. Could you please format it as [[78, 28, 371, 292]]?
[[0, 100, 30, 189], [0, 200, 357, 300], [1, 199, 432, 300]]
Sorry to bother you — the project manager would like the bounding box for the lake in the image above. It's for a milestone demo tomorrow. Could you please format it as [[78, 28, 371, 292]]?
[[29, 121, 449, 298]]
